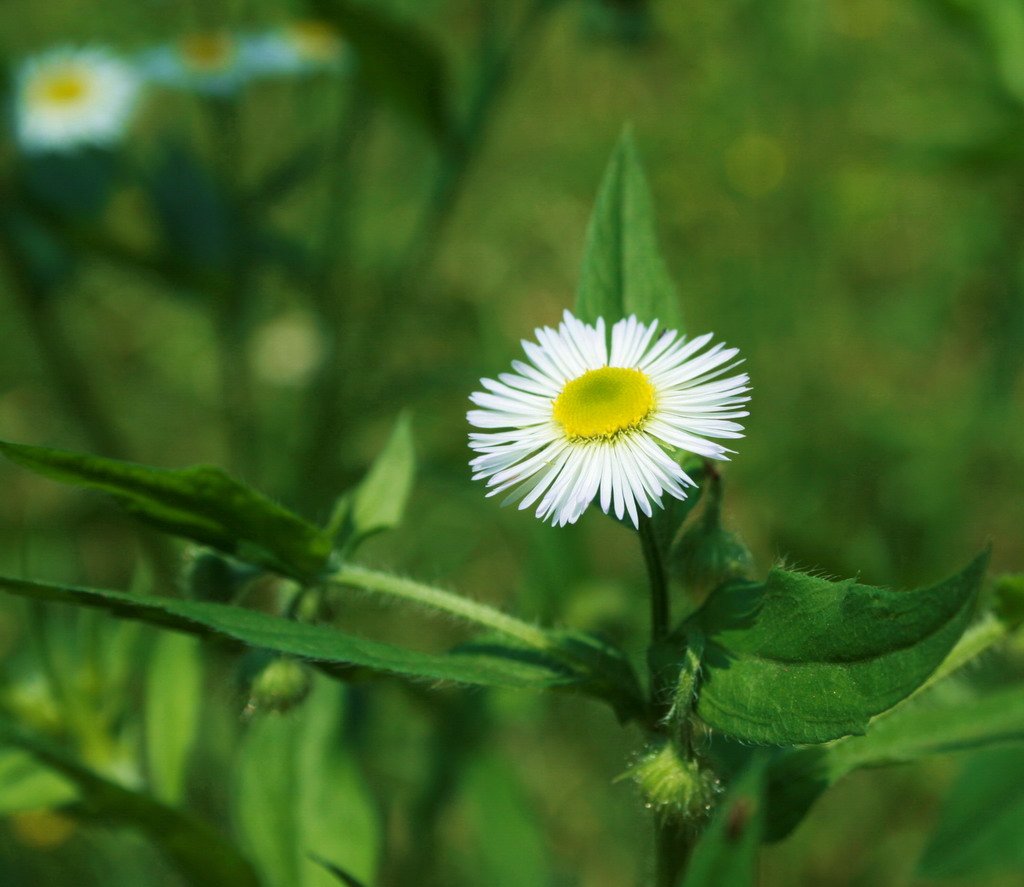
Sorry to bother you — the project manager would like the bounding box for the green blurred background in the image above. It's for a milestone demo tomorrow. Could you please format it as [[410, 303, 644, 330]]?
[[0, 0, 1022, 885]]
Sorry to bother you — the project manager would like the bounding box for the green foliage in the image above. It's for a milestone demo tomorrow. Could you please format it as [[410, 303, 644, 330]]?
[[0, 575, 583, 690], [462, 750, 549, 887], [234, 677, 379, 887], [686, 552, 988, 744], [575, 126, 684, 330], [0, 440, 334, 583], [643, 456, 706, 563], [0, 748, 77, 814], [242, 651, 314, 714], [764, 681, 1024, 841], [993, 573, 1024, 629], [0, 204, 76, 295], [148, 143, 233, 272], [0, 713, 260, 887], [543, 630, 647, 723], [144, 632, 203, 804], [669, 471, 753, 596], [309, 0, 453, 145], [21, 149, 119, 219], [680, 754, 766, 887], [327, 412, 416, 552], [918, 744, 1024, 878]]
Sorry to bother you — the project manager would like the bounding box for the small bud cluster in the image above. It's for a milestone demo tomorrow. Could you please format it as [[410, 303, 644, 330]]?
[[626, 740, 721, 824]]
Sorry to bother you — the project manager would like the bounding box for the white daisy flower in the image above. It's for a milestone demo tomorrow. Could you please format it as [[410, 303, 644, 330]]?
[[14, 47, 143, 153], [241, 21, 348, 78], [468, 311, 750, 529], [138, 32, 245, 95]]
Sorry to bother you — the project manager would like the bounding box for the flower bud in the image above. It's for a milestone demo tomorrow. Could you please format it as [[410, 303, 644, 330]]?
[[994, 573, 1024, 630], [670, 473, 753, 599], [625, 741, 720, 822], [240, 651, 312, 714]]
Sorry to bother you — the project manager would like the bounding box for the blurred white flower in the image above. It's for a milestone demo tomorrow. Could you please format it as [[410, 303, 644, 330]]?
[[468, 311, 750, 528], [250, 310, 326, 387], [138, 32, 244, 95], [242, 20, 348, 78], [14, 46, 143, 153]]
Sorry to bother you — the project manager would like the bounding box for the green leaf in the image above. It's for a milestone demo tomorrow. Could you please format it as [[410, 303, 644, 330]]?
[[144, 632, 203, 804], [22, 148, 119, 219], [308, 856, 368, 887], [0, 575, 581, 690], [149, 142, 232, 270], [688, 552, 988, 745], [548, 630, 647, 724], [0, 714, 259, 887], [234, 677, 379, 887], [765, 681, 1024, 842], [463, 750, 550, 887], [0, 205, 77, 295], [310, 0, 453, 145], [918, 744, 1024, 878], [328, 412, 416, 551], [0, 748, 77, 814], [575, 127, 683, 330], [680, 754, 766, 887], [0, 440, 333, 583]]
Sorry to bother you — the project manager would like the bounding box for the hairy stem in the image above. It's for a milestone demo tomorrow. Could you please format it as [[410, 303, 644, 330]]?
[[328, 564, 553, 650], [638, 516, 697, 885]]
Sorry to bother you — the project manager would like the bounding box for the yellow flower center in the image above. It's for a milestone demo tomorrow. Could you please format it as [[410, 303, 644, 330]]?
[[180, 34, 233, 72], [553, 367, 655, 440], [288, 21, 342, 60], [34, 69, 90, 106]]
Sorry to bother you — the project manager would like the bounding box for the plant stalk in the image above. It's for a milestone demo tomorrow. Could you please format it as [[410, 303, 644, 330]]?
[[639, 517, 670, 645], [638, 516, 697, 885], [328, 563, 554, 651]]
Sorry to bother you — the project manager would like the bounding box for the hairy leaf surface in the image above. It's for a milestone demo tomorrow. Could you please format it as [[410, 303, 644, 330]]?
[[0, 440, 333, 582], [689, 552, 987, 744], [0, 576, 581, 690]]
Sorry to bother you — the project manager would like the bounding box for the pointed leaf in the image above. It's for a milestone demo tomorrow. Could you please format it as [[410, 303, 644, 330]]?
[[689, 552, 988, 744], [576, 127, 683, 329], [0, 440, 333, 582], [328, 412, 416, 551], [234, 678, 379, 887], [308, 856, 368, 887], [0, 714, 260, 887], [0, 575, 582, 690], [144, 632, 203, 804]]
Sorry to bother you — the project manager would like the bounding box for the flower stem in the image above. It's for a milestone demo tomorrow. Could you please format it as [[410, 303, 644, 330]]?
[[654, 818, 692, 887], [638, 517, 697, 886], [328, 563, 554, 651], [639, 517, 670, 644]]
